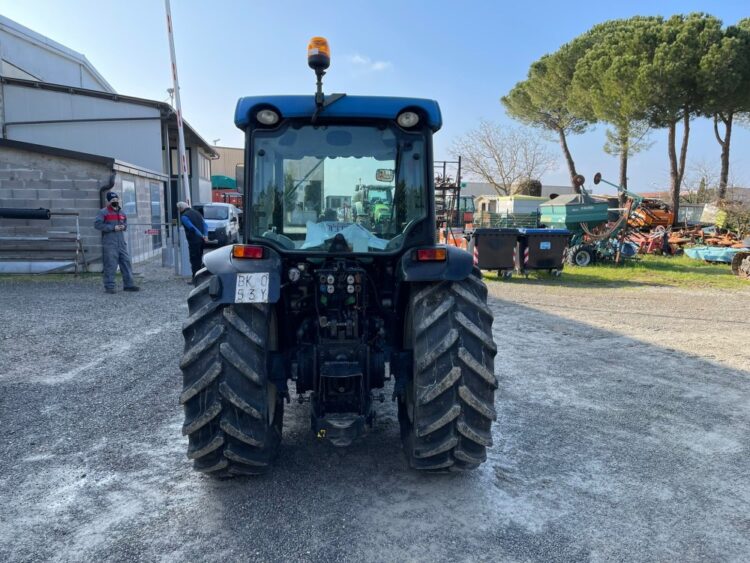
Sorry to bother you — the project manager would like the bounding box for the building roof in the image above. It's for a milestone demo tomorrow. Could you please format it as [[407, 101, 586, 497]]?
[[0, 15, 114, 92], [234, 95, 442, 131], [1, 77, 217, 158]]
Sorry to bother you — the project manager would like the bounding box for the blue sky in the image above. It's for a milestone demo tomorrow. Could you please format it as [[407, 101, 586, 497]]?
[[1, 0, 748, 193]]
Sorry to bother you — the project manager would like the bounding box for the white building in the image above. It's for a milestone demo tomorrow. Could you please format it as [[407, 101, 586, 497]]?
[[0, 15, 216, 208], [0, 15, 216, 272], [461, 181, 575, 211]]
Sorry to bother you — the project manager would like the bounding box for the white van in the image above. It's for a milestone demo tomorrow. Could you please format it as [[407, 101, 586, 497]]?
[[194, 203, 241, 246]]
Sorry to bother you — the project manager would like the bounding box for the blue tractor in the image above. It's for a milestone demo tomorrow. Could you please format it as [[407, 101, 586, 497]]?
[[179, 38, 497, 476]]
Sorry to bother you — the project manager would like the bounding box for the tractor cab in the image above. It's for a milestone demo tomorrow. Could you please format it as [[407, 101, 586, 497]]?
[[235, 97, 442, 254]]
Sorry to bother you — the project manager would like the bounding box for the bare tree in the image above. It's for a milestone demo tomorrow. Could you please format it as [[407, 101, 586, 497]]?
[[450, 120, 556, 196], [682, 159, 721, 204]]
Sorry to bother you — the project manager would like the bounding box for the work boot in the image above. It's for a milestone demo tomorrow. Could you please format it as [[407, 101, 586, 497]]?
[[104, 288, 116, 294], [123, 286, 140, 292]]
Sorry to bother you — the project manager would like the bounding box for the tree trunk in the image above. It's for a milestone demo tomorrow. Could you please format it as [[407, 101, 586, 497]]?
[[619, 151, 628, 190], [713, 112, 733, 201], [677, 111, 690, 191], [619, 123, 629, 183], [667, 112, 691, 226], [618, 150, 629, 206], [667, 121, 680, 226], [557, 128, 579, 193]]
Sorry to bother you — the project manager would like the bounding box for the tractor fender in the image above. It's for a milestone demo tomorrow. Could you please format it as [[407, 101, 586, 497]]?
[[201, 245, 283, 304], [399, 245, 474, 282]]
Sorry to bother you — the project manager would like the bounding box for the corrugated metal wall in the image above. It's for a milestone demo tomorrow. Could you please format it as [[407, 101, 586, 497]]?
[[4, 85, 163, 172]]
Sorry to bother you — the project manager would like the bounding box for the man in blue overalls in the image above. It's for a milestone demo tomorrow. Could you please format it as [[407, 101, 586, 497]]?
[[176, 201, 208, 283], [94, 191, 140, 294]]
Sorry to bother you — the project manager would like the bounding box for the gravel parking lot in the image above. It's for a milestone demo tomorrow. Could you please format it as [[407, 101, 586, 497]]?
[[1, 261, 749, 562]]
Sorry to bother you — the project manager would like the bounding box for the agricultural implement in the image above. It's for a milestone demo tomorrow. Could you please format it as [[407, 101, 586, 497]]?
[[539, 173, 641, 266], [179, 38, 497, 476]]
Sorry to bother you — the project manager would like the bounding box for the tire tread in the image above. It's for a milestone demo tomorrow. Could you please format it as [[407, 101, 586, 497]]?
[[402, 273, 497, 471]]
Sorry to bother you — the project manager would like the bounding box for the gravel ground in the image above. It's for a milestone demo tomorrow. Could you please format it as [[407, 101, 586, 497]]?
[[1, 261, 749, 562]]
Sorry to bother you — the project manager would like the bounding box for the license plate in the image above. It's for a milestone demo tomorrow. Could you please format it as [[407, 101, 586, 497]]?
[[539, 241, 551, 250], [235, 273, 270, 303]]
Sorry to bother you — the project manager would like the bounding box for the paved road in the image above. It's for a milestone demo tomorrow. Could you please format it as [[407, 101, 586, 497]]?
[[1, 262, 749, 562]]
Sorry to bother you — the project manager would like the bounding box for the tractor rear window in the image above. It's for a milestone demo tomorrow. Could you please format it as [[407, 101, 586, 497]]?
[[250, 124, 427, 252]]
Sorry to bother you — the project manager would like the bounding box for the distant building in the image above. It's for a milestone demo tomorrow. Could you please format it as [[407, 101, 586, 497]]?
[[0, 15, 217, 271], [0, 14, 113, 90], [211, 146, 243, 184], [460, 181, 575, 199], [462, 181, 576, 213], [0, 15, 217, 204], [636, 186, 749, 204], [0, 139, 168, 272]]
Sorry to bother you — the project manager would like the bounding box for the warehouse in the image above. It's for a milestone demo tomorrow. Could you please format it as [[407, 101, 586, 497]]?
[[1, 76, 217, 207], [0, 14, 217, 271], [0, 139, 168, 273]]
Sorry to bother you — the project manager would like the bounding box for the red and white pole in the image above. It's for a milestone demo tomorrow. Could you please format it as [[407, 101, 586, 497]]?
[[165, 0, 190, 205]]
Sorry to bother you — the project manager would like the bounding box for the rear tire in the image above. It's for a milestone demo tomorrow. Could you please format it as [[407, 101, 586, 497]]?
[[180, 269, 283, 477], [731, 251, 750, 279], [567, 245, 596, 267], [399, 272, 497, 471]]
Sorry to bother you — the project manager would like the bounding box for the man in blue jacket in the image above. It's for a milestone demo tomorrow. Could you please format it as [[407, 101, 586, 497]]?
[[176, 201, 208, 282], [94, 191, 140, 294]]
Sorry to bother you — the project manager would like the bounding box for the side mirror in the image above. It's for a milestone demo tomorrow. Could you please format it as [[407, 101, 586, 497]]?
[[573, 174, 586, 188], [593, 172, 602, 185], [376, 169, 394, 182]]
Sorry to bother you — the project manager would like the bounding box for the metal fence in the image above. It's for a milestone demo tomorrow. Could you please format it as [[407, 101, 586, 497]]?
[[475, 211, 540, 229], [0, 209, 88, 274]]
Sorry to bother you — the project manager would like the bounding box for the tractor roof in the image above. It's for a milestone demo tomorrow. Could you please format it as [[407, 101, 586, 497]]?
[[234, 95, 442, 132]]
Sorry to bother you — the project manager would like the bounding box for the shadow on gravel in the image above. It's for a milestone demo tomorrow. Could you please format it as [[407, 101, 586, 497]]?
[[177, 298, 750, 562]]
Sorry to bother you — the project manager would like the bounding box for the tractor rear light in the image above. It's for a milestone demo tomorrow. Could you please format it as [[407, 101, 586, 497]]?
[[232, 245, 264, 259], [256, 109, 280, 125], [397, 111, 420, 128], [414, 248, 447, 262]]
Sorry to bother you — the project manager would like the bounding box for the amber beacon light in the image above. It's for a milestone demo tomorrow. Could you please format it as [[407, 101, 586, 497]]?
[[307, 37, 330, 71]]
